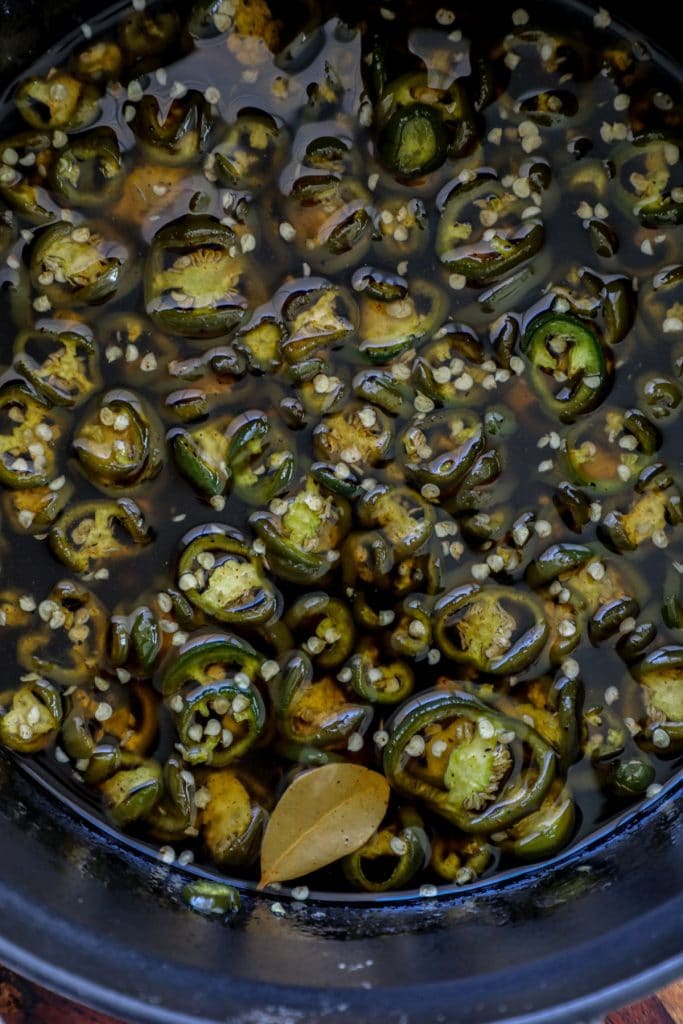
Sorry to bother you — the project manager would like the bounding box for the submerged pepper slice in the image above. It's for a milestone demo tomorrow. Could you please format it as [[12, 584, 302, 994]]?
[[73, 389, 163, 491], [284, 592, 355, 669], [176, 523, 280, 627], [226, 409, 296, 506], [159, 629, 264, 697], [50, 498, 152, 573], [14, 321, 100, 408], [437, 173, 544, 286], [16, 579, 107, 686], [131, 91, 212, 166], [249, 476, 350, 585], [342, 807, 430, 892], [0, 677, 62, 754], [632, 645, 683, 750], [357, 277, 447, 363], [434, 583, 549, 675], [522, 313, 609, 422], [399, 410, 485, 497], [0, 380, 64, 489], [199, 768, 268, 868], [274, 650, 373, 751], [0, 131, 58, 224], [50, 127, 124, 208], [145, 215, 250, 338], [494, 783, 575, 862], [174, 678, 266, 766], [383, 687, 556, 833], [30, 221, 131, 307], [15, 72, 100, 131]]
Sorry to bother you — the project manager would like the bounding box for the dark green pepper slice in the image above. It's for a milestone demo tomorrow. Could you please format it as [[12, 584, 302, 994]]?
[[356, 483, 435, 560], [284, 592, 355, 669], [233, 309, 284, 374], [283, 173, 372, 273], [100, 757, 163, 827], [50, 128, 124, 208], [14, 320, 100, 408], [599, 463, 683, 552], [15, 579, 107, 686], [383, 688, 556, 833], [0, 379, 65, 489], [0, 677, 62, 753], [357, 277, 447, 363], [71, 41, 123, 83], [109, 606, 161, 679], [632, 645, 683, 750], [15, 72, 100, 131], [348, 639, 414, 704], [119, 9, 181, 61], [594, 753, 656, 798], [73, 389, 163, 491], [494, 783, 575, 862], [0, 132, 58, 224], [434, 582, 548, 675], [210, 109, 287, 191], [278, 278, 358, 366], [30, 221, 132, 307], [200, 768, 268, 868], [250, 476, 350, 586], [147, 755, 197, 840], [436, 173, 544, 286], [176, 523, 281, 627], [399, 410, 485, 497], [2, 477, 73, 535], [430, 833, 492, 883], [352, 367, 414, 417], [159, 629, 264, 697], [50, 497, 152, 573], [522, 313, 609, 422], [639, 374, 682, 422], [275, 651, 372, 751], [613, 135, 683, 227], [313, 401, 392, 471], [226, 409, 295, 506], [169, 419, 231, 499], [564, 407, 659, 493], [379, 103, 448, 179], [145, 216, 250, 338], [174, 678, 265, 766], [131, 91, 212, 166], [342, 807, 430, 891]]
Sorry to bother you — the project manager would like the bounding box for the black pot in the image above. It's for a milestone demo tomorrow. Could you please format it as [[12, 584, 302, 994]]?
[[0, 2, 681, 1022]]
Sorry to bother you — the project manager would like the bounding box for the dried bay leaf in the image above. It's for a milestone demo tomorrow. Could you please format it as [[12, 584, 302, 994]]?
[[258, 763, 390, 888]]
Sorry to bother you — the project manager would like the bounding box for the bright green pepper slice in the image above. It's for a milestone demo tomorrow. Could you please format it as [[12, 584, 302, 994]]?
[[50, 498, 152, 573], [159, 629, 264, 697], [145, 215, 250, 338], [342, 807, 430, 891], [522, 312, 609, 422], [383, 688, 556, 833], [176, 523, 281, 627], [434, 582, 548, 675], [0, 677, 62, 754]]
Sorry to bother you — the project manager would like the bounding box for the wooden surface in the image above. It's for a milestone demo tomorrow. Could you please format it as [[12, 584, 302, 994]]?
[[0, 966, 681, 1023]]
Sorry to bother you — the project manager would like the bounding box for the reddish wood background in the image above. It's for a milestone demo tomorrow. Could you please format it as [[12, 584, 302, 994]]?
[[0, 966, 681, 1023]]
